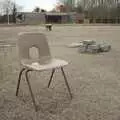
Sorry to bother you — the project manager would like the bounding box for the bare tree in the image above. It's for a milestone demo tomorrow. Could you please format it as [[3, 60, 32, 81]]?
[[57, 0, 120, 23], [58, 0, 74, 12], [78, 0, 120, 20], [0, 0, 22, 23], [0, 0, 22, 15], [33, 7, 41, 12]]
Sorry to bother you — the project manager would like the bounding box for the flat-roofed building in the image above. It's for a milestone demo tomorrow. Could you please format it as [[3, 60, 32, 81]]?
[[16, 12, 84, 24], [16, 12, 45, 24]]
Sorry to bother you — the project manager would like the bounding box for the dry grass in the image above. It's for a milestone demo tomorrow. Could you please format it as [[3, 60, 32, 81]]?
[[0, 25, 120, 120]]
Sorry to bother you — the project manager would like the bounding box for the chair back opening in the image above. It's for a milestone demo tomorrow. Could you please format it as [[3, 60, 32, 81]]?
[[18, 32, 51, 64]]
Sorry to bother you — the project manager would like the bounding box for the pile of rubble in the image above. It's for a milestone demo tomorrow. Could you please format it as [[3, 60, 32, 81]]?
[[68, 40, 111, 54]]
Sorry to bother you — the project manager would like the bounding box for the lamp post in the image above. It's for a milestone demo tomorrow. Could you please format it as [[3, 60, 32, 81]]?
[[7, 0, 16, 24], [7, 8, 9, 25], [7, 0, 10, 25]]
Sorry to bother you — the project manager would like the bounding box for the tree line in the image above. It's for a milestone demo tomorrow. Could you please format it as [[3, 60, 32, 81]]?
[[0, 0, 46, 23], [0, 0, 22, 23], [58, 0, 120, 23]]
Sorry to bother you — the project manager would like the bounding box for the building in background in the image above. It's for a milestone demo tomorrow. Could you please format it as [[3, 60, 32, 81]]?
[[16, 12, 84, 24], [16, 12, 45, 24]]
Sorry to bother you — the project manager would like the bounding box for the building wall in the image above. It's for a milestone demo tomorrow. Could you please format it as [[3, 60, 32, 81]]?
[[16, 12, 85, 24], [61, 15, 69, 23], [17, 12, 46, 24], [75, 13, 84, 23], [68, 13, 84, 23]]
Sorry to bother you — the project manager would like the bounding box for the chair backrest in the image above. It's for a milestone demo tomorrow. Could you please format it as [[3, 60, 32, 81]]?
[[18, 32, 51, 63]]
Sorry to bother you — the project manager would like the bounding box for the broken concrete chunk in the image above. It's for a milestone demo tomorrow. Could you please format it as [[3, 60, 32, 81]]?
[[82, 40, 96, 45], [78, 42, 111, 53], [68, 40, 111, 54], [87, 44, 100, 53], [79, 45, 87, 53], [67, 42, 83, 48], [99, 44, 111, 52]]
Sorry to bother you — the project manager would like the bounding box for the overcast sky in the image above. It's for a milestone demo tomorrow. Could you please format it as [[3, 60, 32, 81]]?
[[15, 0, 57, 11]]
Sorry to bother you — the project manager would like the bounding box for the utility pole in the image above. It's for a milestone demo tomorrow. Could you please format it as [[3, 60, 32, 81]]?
[[7, 8, 9, 24], [7, 0, 10, 25]]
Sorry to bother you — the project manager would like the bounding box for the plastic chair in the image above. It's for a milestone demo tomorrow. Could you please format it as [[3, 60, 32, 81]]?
[[16, 32, 72, 111]]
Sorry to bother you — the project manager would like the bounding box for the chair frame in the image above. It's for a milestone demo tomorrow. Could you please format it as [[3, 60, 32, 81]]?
[[16, 66, 72, 111]]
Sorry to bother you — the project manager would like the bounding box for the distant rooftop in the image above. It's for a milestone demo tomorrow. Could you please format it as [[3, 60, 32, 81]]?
[[45, 12, 68, 16]]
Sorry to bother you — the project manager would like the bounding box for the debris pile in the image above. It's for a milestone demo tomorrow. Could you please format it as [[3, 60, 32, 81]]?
[[68, 40, 111, 54], [79, 40, 111, 53]]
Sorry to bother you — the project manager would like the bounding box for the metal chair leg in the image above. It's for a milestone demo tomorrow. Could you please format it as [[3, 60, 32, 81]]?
[[61, 67, 72, 99], [16, 68, 26, 96], [25, 69, 37, 112], [48, 69, 55, 88]]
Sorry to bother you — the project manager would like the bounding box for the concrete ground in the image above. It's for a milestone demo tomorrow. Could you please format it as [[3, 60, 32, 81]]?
[[0, 25, 120, 120]]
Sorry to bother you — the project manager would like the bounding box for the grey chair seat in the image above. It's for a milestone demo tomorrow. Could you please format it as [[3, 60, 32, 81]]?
[[21, 58, 68, 71]]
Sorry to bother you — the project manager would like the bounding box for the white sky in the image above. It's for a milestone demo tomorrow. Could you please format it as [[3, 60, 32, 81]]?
[[15, 0, 58, 11]]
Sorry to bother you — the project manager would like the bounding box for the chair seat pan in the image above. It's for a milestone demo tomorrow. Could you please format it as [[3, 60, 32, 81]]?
[[21, 58, 68, 71]]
